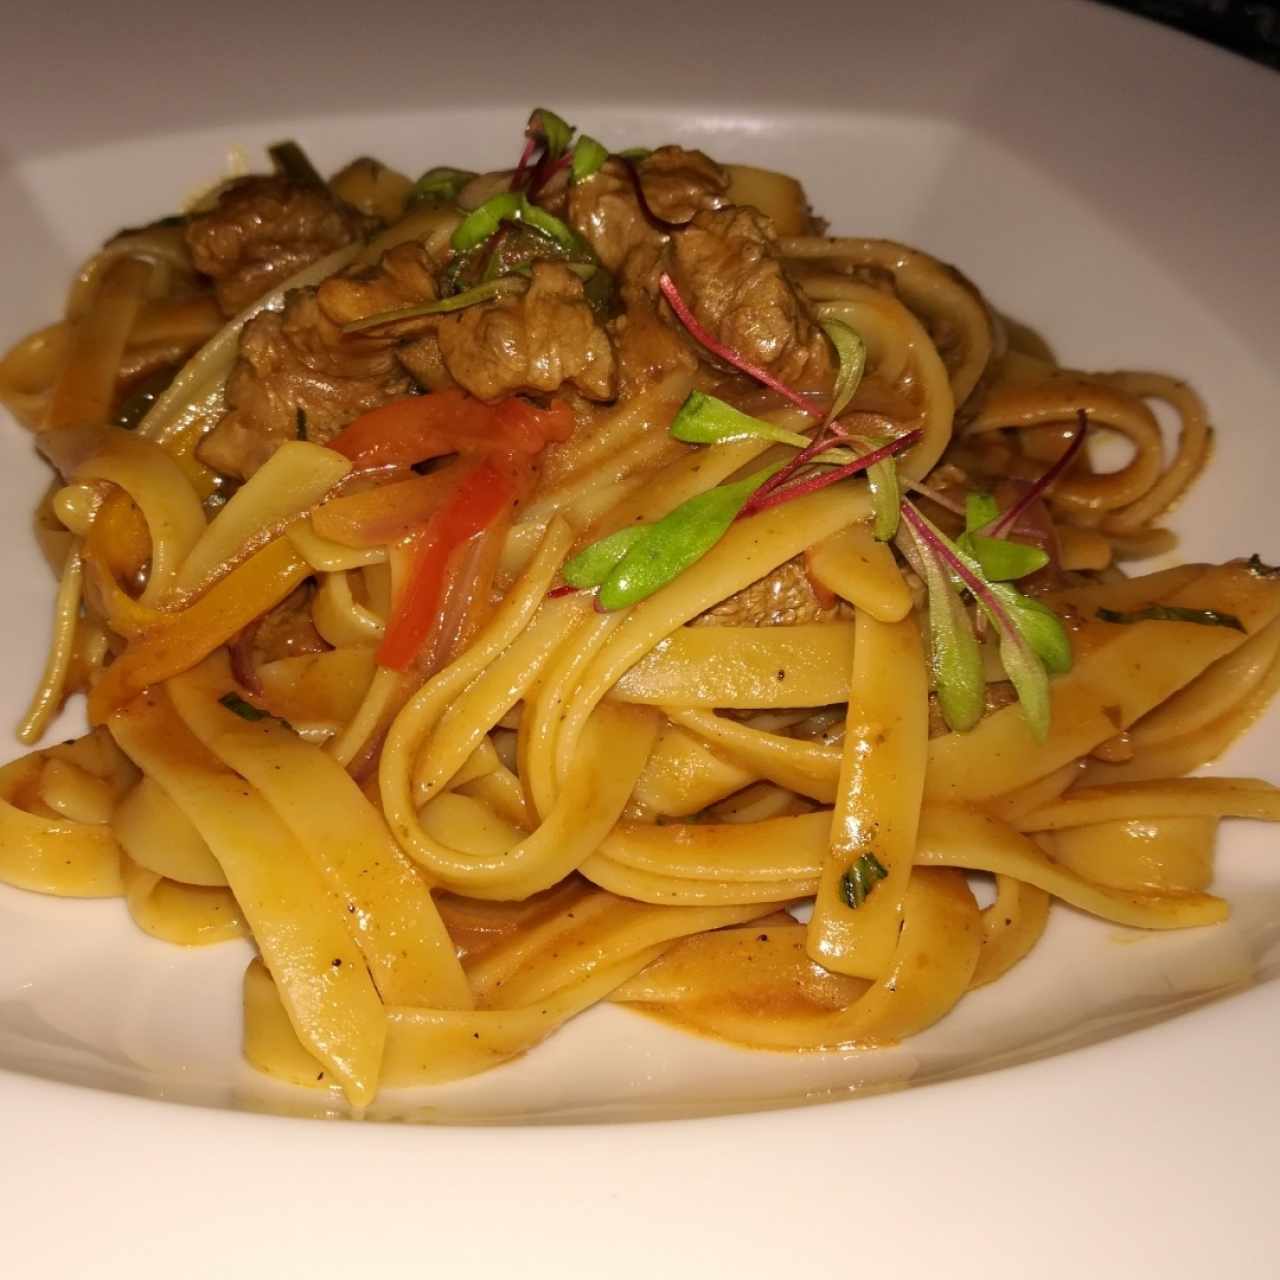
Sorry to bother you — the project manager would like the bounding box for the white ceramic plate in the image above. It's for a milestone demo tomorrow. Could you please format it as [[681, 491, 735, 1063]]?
[[3, 0, 1278, 1272]]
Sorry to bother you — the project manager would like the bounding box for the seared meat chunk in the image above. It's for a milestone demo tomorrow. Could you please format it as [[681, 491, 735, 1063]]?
[[669, 207, 831, 390], [186, 175, 369, 315], [198, 291, 413, 479], [568, 162, 660, 274], [567, 147, 728, 273], [436, 262, 616, 402], [636, 146, 730, 223], [315, 242, 439, 335], [694, 557, 844, 627], [198, 243, 446, 480]]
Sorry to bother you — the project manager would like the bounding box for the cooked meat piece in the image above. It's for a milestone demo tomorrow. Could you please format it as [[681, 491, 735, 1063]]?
[[608, 299, 698, 396], [186, 175, 370, 315], [198, 243, 445, 480], [315, 242, 439, 336], [568, 161, 661, 274], [669, 207, 832, 390], [251, 585, 328, 663], [636, 146, 730, 223], [435, 262, 616, 402], [566, 147, 727, 273], [197, 290, 414, 479], [694, 557, 844, 627]]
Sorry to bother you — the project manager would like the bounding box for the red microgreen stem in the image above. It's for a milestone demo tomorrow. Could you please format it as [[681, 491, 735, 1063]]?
[[658, 272, 822, 418], [546, 584, 581, 599], [899, 503, 1019, 636], [988, 410, 1088, 538], [740, 430, 922, 518], [620, 156, 686, 233], [511, 136, 538, 191], [527, 150, 573, 201]]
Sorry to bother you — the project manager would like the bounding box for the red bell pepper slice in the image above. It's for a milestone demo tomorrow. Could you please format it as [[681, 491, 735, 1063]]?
[[376, 458, 517, 671], [328, 389, 573, 470]]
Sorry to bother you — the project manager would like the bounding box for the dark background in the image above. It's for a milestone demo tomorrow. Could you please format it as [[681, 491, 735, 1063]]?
[[1101, 0, 1280, 68]]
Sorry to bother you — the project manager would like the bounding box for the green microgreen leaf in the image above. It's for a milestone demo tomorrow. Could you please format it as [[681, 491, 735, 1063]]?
[[407, 166, 477, 207], [866, 452, 901, 543], [571, 135, 609, 183], [900, 502, 1069, 741], [528, 107, 574, 161], [839, 852, 888, 909], [819, 320, 866, 427], [341, 276, 526, 333], [1096, 604, 1246, 633], [965, 492, 1000, 533], [915, 533, 985, 732], [668, 391, 810, 448], [596, 464, 782, 610], [561, 525, 650, 589], [821, 317, 896, 539], [958, 533, 1050, 582], [451, 192, 525, 252]]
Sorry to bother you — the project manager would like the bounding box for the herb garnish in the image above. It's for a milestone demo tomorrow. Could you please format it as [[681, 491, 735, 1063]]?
[[566, 464, 782, 610], [899, 502, 1070, 741], [840, 853, 888, 909], [955, 492, 1049, 582], [571, 135, 609, 183], [406, 166, 476, 208], [219, 693, 269, 721], [342, 276, 527, 333], [1096, 604, 1245, 632], [219, 692, 294, 731]]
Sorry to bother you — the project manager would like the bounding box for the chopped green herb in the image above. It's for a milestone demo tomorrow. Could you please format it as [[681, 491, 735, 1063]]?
[[295, 407, 308, 441], [571, 134, 609, 183], [407, 166, 476, 207], [840, 852, 888, 909], [668, 391, 810, 448], [1096, 605, 1245, 632], [219, 693, 269, 721], [594, 464, 782, 610]]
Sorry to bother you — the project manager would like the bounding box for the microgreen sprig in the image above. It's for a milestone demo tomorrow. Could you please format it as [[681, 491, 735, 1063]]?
[[899, 502, 1071, 741]]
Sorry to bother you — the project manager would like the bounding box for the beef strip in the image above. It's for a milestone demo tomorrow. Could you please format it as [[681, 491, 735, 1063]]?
[[197, 243, 447, 480], [186, 175, 371, 316], [566, 147, 728, 274], [669, 206, 832, 391], [694, 557, 844, 627], [435, 262, 616, 402]]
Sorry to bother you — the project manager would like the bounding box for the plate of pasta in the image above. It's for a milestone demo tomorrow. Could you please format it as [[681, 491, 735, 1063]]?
[[2, 0, 1279, 1164]]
